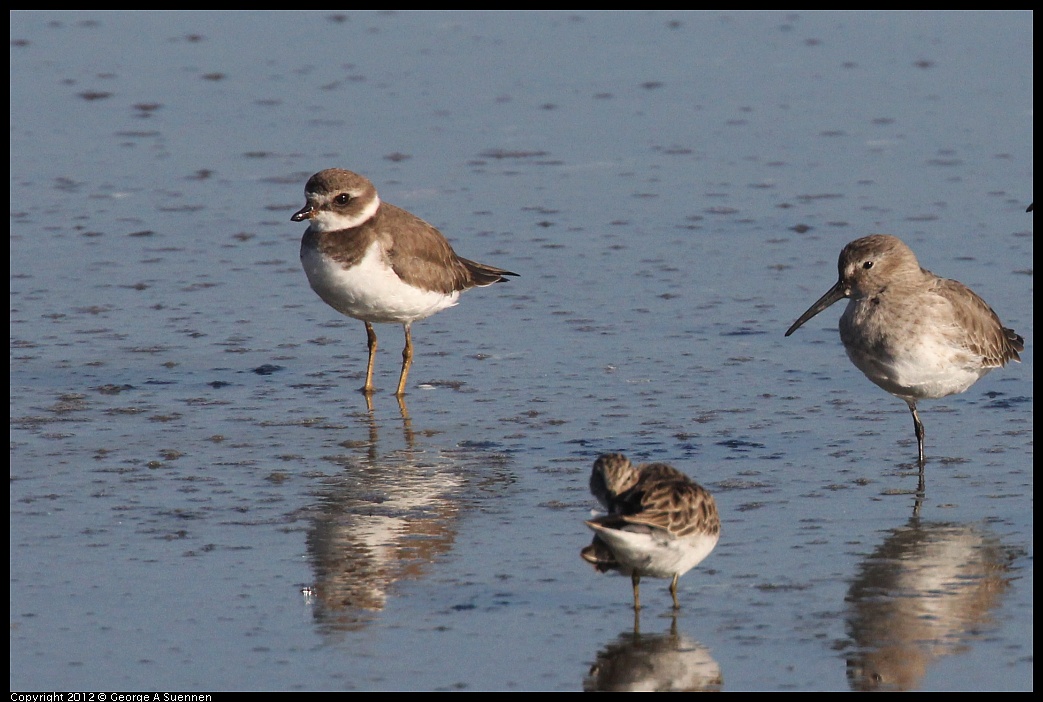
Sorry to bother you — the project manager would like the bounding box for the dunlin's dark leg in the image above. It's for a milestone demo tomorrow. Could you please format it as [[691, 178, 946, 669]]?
[[395, 322, 413, 397], [906, 400, 925, 467], [362, 322, 378, 394], [631, 572, 642, 611]]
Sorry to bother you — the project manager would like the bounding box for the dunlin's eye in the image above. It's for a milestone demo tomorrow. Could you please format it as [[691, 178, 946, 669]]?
[[862, 261, 874, 270], [334, 193, 351, 206]]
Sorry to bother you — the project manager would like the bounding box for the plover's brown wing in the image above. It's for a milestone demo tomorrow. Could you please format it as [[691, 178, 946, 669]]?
[[457, 257, 519, 286], [375, 203, 467, 293], [933, 276, 1023, 366], [379, 202, 516, 293]]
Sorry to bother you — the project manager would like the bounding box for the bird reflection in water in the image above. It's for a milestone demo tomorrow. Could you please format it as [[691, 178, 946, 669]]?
[[584, 612, 722, 692], [845, 519, 1019, 691], [301, 396, 509, 633]]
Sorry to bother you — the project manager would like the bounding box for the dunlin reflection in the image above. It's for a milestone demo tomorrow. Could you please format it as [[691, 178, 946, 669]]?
[[845, 520, 1015, 691], [786, 235, 1023, 466], [581, 454, 720, 610]]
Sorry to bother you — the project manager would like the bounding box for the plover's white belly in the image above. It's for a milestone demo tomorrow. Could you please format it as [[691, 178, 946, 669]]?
[[302, 240, 459, 324]]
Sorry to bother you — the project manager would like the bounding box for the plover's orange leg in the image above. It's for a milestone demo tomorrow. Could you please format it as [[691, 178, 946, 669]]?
[[362, 322, 378, 395], [395, 322, 414, 397]]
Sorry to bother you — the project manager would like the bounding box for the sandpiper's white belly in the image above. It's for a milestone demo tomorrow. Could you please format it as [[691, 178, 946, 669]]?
[[301, 240, 459, 324], [594, 525, 719, 580]]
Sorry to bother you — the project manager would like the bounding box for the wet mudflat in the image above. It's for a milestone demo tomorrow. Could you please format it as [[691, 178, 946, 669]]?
[[10, 11, 1032, 691]]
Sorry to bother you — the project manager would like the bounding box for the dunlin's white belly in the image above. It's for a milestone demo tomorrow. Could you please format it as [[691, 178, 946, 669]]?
[[302, 240, 459, 324], [840, 300, 991, 400]]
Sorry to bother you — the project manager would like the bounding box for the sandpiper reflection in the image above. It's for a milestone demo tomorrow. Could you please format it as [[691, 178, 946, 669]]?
[[584, 613, 722, 692]]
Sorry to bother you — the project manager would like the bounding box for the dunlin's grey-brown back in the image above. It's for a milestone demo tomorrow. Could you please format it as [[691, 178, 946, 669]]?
[[786, 234, 1023, 466]]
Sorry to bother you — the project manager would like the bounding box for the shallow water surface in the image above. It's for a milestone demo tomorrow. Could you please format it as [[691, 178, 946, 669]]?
[[10, 10, 1032, 691]]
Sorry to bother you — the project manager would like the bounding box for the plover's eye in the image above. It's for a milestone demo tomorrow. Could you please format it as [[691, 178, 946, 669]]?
[[334, 193, 352, 206]]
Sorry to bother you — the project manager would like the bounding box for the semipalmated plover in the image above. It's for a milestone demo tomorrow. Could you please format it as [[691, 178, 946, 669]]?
[[581, 453, 720, 610], [294, 168, 517, 396], [785, 234, 1023, 466]]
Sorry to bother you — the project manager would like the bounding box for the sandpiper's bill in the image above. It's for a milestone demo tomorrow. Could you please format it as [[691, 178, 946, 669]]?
[[294, 169, 517, 396], [785, 234, 1023, 466], [581, 453, 720, 610]]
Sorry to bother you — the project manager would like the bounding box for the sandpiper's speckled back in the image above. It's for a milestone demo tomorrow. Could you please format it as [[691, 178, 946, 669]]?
[[587, 454, 720, 543]]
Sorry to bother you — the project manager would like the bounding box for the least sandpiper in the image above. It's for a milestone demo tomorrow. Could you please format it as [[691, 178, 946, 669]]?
[[294, 169, 517, 396], [785, 234, 1023, 466], [581, 453, 720, 610]]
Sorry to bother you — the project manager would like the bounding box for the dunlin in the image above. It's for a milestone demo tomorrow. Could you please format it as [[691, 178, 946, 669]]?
[[294, 169, 517, 396], [581, 454, 720, 610], [785, 234, 1023, 466]]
